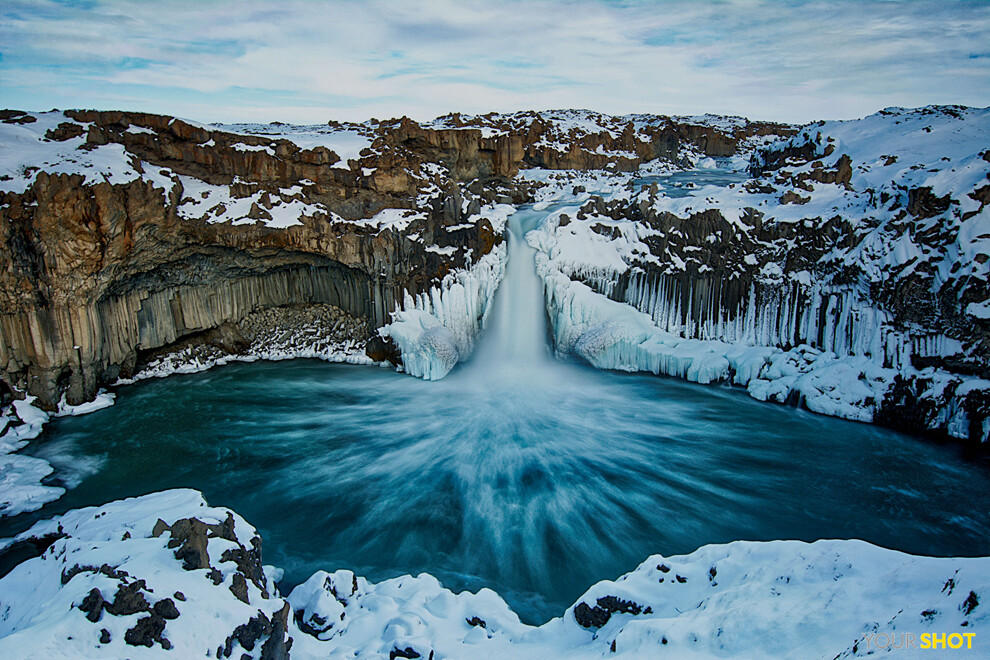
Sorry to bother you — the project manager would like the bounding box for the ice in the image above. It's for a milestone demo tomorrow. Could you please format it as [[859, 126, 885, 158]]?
[[536, 250, 899, 422], [55, 390, 116, 417], [0, 396, 64, 517], [0, 453, 63, 517], [381, 244, 507, 380], [382, 310, 460, 380]]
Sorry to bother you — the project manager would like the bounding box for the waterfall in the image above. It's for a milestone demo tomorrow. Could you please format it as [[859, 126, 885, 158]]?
[[468, 207, 553, 373], [380, 204, 560, 381]]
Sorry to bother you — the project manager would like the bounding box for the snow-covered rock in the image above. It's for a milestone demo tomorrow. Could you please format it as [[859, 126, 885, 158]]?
[[527, 105, 990, 440], [1, 491, 987, 659]]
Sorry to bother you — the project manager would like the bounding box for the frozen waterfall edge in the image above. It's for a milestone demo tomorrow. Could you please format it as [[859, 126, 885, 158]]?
[[379, 244, 507, 380]]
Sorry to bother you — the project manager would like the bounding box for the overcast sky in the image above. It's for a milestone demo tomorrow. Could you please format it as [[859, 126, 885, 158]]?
[[2, 0, 989, 125]]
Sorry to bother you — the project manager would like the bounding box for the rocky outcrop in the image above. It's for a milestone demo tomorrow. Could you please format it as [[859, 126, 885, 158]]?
[[1, 108, 776, 409], [533, 105, 990, 442], [434, 109, 795, 172], [0, 111, 519, 408]]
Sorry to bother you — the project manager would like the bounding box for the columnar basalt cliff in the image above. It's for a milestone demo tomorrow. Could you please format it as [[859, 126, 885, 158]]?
[[1, 108, 771, 408], [0, 110, 510, 408], [528, 106, 990, 442]]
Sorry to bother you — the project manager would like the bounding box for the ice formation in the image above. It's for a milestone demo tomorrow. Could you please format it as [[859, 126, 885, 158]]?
[[381, 239, 507, 380], [0, 397, 63, 517]]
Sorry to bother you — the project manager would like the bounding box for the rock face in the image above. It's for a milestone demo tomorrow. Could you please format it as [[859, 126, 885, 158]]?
[[0, 111, 510, 408], [1, 108, 772, 409], [529, 105, 990, 442]]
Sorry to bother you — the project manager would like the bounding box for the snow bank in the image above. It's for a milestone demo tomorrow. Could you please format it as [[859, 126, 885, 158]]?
[[1, 490, 987, 659], [0, 490, 289, 659], [0, 397, 63, 517]]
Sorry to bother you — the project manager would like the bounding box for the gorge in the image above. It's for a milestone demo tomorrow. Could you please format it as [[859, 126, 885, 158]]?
[[1, 105, 989, 658]]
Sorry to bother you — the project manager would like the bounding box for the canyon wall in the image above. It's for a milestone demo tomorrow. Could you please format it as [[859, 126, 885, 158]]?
[[532, 106, 990, 442], [2, 108, 759, 408]]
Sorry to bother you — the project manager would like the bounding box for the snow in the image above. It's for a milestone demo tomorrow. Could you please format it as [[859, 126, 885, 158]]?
[[176, 175, 332, 229], [231, 142, 275, 155], [466, 202, 516, 235], [0, 111, 173, 197], [55, 390, 116, 417], [0, 490, 288, 659], [219, 123, 374, 169], [968, 301, 990, 320], [116, 331, 372, 386], [352, 207, 424, 232], [425, 244, 458, 256], [1, 490, 987, 659], [0, 397, 62, 517]]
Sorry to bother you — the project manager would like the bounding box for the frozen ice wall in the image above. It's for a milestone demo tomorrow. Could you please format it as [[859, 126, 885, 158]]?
[[380, 245, 506, 379]]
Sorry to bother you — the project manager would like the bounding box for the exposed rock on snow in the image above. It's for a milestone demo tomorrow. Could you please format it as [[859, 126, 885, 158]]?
[[0, 491, 987, 659], [0, 490, 292, 659]]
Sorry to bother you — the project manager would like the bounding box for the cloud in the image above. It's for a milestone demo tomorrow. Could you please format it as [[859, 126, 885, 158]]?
[[1, 0, 988, 123]]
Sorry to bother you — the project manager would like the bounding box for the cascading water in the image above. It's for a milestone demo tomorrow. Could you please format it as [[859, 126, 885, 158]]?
[[468, 207, 554, 373]]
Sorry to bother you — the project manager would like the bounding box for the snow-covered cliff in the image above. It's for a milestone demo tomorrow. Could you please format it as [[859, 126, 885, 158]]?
[[527, 106, 990, 442]]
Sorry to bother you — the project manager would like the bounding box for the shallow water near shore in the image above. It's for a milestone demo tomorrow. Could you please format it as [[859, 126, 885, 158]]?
[[7, 356, 990, 625]]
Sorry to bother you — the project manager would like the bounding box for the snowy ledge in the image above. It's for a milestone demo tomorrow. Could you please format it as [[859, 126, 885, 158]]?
[[0, 489, 986, 659]]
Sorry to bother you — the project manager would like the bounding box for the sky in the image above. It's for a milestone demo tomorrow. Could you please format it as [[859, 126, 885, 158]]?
[[1, 0, 989, 125]]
